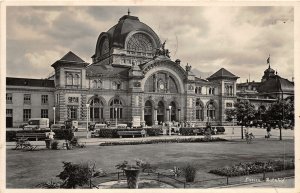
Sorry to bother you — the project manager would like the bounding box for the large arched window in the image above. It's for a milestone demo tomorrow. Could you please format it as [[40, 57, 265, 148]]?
[[110, 98, 123, 119], [91, 80, 97, 88], [127, 33, 154, 55], [89, 97, 104, 121], [196, 99, 204, 121], [207, 100, 216, 121]]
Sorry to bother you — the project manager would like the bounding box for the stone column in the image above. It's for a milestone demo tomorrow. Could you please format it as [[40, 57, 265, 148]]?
[[141, 106, 145, 127], [154, 109, 158, 125], [154, 74, 157, 92], [178, 109, 181, 122], [166, 109, 170, 122]]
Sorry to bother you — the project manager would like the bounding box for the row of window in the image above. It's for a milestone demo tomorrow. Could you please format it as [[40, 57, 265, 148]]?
[[6, 109, 49, 122], [66, 73, 80, 86], [90, 80, 122, 90], [6, 94, 48, 105], [194, 87, 216, 95]]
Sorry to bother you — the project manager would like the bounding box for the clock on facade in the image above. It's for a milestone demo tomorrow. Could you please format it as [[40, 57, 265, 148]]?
[[159, 83, 165, 90]]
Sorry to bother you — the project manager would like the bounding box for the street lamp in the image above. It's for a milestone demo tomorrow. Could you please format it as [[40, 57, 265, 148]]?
[[115, 107, 118, 127], [169, 105, 172, 136], [53, 107, 56, 125], [86, 103, 90, 139]]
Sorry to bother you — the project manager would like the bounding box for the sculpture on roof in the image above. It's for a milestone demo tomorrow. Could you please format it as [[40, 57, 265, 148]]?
[[185, 63, 192, 72], [154, 40, 170, 58]]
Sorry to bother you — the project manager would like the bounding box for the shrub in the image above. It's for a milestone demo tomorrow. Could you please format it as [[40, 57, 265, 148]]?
[[216, 127, 225, 133], [182, 164, 197, 182], [57, 161, 91, 188], [179, 127, 206, 136], [100, 137, 227, 146], [51, 140, 60, 150], [209, 159, 294, 177], [144, 128, 161, 136]]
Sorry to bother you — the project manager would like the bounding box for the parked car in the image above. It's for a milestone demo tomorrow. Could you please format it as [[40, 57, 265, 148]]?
[[50, 124, 66, 130], [64, 119, 78, 131], [23, 118, 49, 130]]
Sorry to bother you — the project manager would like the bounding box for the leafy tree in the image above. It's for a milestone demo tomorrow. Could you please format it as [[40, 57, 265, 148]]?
[[225, 100, 256, 139]]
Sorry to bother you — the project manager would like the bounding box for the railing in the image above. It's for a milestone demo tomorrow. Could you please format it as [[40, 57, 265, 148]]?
[[90, 169, 294, 189]]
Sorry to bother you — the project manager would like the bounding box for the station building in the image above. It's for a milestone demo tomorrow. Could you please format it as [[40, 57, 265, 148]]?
[[6, 13, 239, 128]]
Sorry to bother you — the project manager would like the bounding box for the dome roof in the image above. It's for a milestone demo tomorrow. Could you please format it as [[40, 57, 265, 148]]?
[[264, 65, 275, 73], [106, 15, 161, 48]]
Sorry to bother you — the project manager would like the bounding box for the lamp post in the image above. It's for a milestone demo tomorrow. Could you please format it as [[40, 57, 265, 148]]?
[[169, 105, 172, 136], [53, 107, 56, 125], [115, 107, 118, 127], [86, 103, 90, 139]]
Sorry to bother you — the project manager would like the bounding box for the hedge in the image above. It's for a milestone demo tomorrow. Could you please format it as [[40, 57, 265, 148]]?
[[100, 137, 227, 146], [179, 127, 225, 136], [6, 129, 74, 142], [98, 128, 161, 138], [209, 160, 294, 177]]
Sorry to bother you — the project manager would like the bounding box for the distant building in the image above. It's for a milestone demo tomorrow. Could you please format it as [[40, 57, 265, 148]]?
[[6, 13, 239, 128], [236, 62, 294, 112]]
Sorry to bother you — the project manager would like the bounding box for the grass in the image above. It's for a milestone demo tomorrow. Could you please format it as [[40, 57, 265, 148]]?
[[6, 139, 294, 188]]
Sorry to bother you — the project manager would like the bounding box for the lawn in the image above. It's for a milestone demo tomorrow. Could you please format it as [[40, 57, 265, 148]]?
[[6, 139, 294, 188]]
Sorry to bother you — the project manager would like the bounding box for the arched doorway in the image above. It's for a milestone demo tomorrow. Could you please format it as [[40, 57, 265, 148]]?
[[170, 101, 176, 121], [144, 101, 153, 126], [89, 97, 104, 123], [157, 101, 165, 124]]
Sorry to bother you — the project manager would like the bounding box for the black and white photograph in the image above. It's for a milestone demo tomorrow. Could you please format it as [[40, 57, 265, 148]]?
[[1, 3, 297, 191]]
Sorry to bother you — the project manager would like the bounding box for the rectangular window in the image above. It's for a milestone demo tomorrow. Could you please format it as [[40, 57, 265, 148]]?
[[23, 109, 31, 121], [41, 95, 48, 105], [6, 93, 12, 103], [41, 109, 48, 118], [70, 108, 77, 119], [24, 94, 31, 104], [6, 109, 13, 117]]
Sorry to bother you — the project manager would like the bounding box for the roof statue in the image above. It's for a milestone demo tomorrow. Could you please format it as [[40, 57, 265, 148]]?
[[185, 63, 192, 72], [155, 40, 170, 58]]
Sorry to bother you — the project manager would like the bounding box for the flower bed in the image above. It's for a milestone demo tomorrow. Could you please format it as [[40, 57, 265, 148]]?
[[179, 127, 225, 136], [100, 137, 227, 146], [209, 160, 294, 177], [98, 128, 161, 138]]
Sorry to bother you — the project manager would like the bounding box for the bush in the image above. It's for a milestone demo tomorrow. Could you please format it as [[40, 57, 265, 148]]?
[[57, 161, 91, 188], [144, 128, 161, 136], [100, 137, 227, 146], [216, 127, 225, 133], [209, 159, 294, 177], [182, 164, 197, 182], [51, 140, 60, 150], [179, 127, 206, 136]]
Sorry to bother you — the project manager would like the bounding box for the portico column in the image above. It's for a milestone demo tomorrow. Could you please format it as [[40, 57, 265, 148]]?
[[154, 108, 158, 125], [141, 106, 145, 127], [178, 109, 181, 122], [166, 109, 170, 122]]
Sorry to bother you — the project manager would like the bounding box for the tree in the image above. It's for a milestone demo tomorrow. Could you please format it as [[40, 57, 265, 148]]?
[[225, 100, 256, 139], [265, 98, 294, 140]]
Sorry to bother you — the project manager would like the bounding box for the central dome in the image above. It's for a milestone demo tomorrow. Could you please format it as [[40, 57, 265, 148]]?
[[93, 15, 161, 63], [107, 15, 161, 48]]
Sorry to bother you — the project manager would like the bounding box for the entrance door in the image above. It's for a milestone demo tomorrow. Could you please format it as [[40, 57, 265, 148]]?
[[157, 101, 165, 124], [144, 101, 153, 126], [6, 109, 13, 127]]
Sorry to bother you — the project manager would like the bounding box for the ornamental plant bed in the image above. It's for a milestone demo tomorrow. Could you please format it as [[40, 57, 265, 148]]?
[[98, 128, 161, 138], [209, 160, 294, 177], [100, 137, 227, 146]]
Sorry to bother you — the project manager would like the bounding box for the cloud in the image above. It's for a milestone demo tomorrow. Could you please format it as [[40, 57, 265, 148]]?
[[6, 6, 294, 82]]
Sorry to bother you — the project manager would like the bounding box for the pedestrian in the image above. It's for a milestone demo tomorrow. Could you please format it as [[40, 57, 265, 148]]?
[[265, 124, 271, 138]]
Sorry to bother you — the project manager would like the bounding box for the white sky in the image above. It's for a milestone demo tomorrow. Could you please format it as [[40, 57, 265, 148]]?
[[6, 6, 294, 82]]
